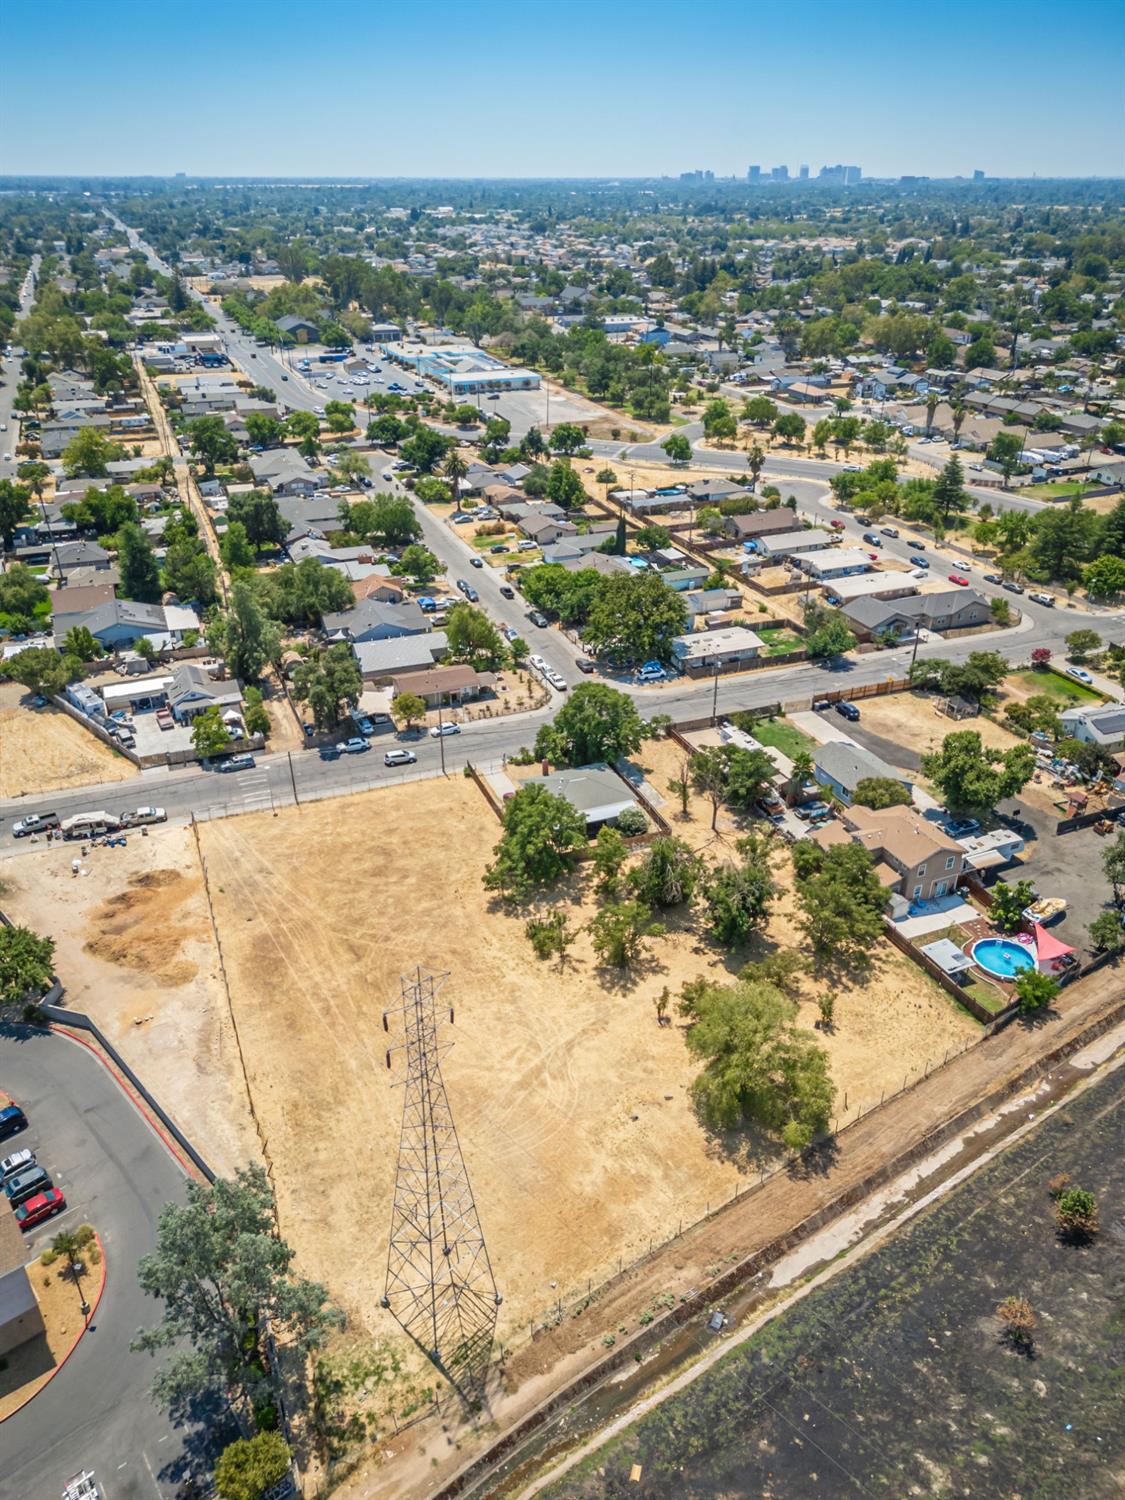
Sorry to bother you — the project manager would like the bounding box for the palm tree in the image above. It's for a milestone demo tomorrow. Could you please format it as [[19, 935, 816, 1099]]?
[[951, 401, 966, 445], [924, 391, 939, 437], [787, 750, 814, 804], [442, 451, 468, 509], [746, 443, 765, 490]]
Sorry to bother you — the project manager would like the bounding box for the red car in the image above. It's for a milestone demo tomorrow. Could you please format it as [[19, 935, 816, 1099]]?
[[15, 1187, 66, 1231], [948, 572, 969, 586]]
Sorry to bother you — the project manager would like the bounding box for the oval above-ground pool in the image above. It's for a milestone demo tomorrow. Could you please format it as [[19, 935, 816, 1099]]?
[[971, 936, 1036, 979]]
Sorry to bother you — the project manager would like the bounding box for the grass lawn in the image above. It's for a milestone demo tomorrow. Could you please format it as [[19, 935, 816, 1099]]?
[[756, 626, 802, 658], [1012, 668, 1103, 704], [1017, 480, 1090, 500], [959, 978, 1010, 1015], [749, 715, 816, 759]]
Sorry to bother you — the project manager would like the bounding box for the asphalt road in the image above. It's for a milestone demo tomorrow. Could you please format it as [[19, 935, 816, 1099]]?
[[0, 258, 40, 480], [0, 1027, 206, 1500]]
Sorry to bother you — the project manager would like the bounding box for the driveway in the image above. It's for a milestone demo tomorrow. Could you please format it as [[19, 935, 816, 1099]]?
[[0, 1027, 214, 1500]]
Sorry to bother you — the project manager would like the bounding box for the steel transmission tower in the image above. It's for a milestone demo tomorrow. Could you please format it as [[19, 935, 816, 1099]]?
[[381, 968, 500, 1397]]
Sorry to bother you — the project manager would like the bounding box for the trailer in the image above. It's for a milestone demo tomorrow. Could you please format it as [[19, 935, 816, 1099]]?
[[60, 811, 120, 840], [62, 1474, 100, 1500]]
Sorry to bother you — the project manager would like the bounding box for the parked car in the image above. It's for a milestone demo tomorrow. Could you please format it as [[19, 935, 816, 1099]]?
[[0, 1105, 29, 1142], [576, 657, 595, 674], [156, 708, 174, 730], [489, 543, 507, 554], [12, 812, 60, 838], [15, 1187, 66, 1232], [352, 714, 375, 736], [319, 744, 341, 760], [216, 753, 255, 772], [637, 666, 666, 683], [880, 526, 899, 538], [0, 1148, 34, 1184], [430, 722, 461, 738], [1066, 666, 1094, 684], [337, 737, 370, 754], [547, 671, 568, 691], [119, 806, 166, 827], [1028, 591, 1055, 607], [983, 572, 1004, 585], [811, 698, 832, 711], [944, 817, 981, 838], [499, 584, 515, 599], [466, 586, 479, 602], [794, 800, 832, 822], [4, 1165, 52, 1207], [384, 749, 417, 767], [528, 611, 549, 628], [862, 532, 883, 547], [456, 578, 470, 594], [1002, 580, 1025, 595], [470, 556, 484, 568], [835, 701, 861, 721], [948, 573, 969, 586]]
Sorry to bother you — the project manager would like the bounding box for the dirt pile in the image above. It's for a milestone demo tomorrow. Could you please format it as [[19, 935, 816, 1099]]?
[[85, 868, 204, 987]]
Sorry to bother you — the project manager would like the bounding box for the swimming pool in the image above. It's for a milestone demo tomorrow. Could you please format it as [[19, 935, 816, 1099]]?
[[971, 937, 1036, 979]]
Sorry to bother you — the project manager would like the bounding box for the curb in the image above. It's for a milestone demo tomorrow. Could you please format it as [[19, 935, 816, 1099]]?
[[48, 1024, 203, 1182], [0, 1230, 107, 1425]]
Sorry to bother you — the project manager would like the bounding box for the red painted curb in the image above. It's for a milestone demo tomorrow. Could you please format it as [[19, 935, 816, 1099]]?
[[47, 1024, 203, 1181], [0, 1231, 107, 1425]]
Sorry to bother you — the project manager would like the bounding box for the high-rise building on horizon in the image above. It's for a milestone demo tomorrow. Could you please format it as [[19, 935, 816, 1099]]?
[[771, 164, 789, 181], [747, 164, 761, 184], [680, 169, 714, 182], [818, 164, 862, 185], [973, 168, 985, 182], [799, 164, 809, 181]]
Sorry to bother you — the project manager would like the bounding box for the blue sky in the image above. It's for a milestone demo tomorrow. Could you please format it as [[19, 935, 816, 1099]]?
[[3, 0, 1124, 179]]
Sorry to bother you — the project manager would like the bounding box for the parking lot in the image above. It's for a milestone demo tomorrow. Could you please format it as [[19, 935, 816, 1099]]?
[[0, 1027, 205, 1500]]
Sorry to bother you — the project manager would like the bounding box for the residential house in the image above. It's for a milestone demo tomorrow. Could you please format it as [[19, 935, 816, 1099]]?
[[389, 665, 495, 707], [48, 540, 113, 578], [351, 573, 407, 605], [681, 586, 743, 627], [798, 547, 873, 581], [275, 315, 318, 342], [168, 663, 244, 724], [755, 528, 835, 561], [519, 513, 577, 547], [841, 589, 990, 641], [353, 632, 449, 683], [688, 478, 745, 506], [50, 583, 117, 631], [672, 625, 764, 673], [520, 764, 640, 831], [249, 450, 325, 496], [322, 598, 430, 643], [814, 804, 969, 907], [813, 742, 913, 805], [51, 598, 200, 651], [724, 508, 799, 543], [1058, 703, 1125, 752]]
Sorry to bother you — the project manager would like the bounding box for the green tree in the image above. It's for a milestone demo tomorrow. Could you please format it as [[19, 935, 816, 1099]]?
[[628, 836, 701, 909], [186, 415, 239, 477], [1084, 554, 1125, 600], [587, 900, 664, 969], [191, 706, 232, 758], [62, 625, 105, 661], [702, 859, 775, 946], [661, 433, 692, 465], [772, 412, 806, 446], [987, 430, 1024, 487], [285, 409, 320, 442], [0, 479, 31, 546], [446, 603, 506, 669], [702, 398, 736, 441], [805, 617, 856, 661], [1087, 910, 1124, 955], [582, 572, 687, 667], [921, 731, 1036, 816], [742, 395, 777, 427], [932, 453, 968, 521], [989, 878, 1038, 934], [323, 400, 355, 433], [0, 563, 49, 628], [117, 522, 162, 602], [524, 911, 577, 966], [1054, 1184, 1098, 1239], [534, 682, 646, 766], [392, 691, 426, 730], [244, 412, 285, 448], [591, 825, 629, 894], [228, 491, 285, 551], [220, 520, 256, 571], [162, 537, 218, 605], [680, 974, 834, 1149], [483, 784, 587, 900], [1103, 831, 1125, 905], [367, 494, 422, 546], [214, 1432, 291, 1500], [545, 458, 587, 511], [549, 422, 585, 455], [1014, 969, 1059, 1016], [0, 646, 79, 695], [399, 425, 450, 473], [1065, 628, 1101, 662], [291, 642, 363, 730], [366, 413, 407, 446], [852, 776, 911, 809], [133, 1164, 342, 1417], [207, 580, 280, 682], [396, 543, 440, 583], [0, 923, 56, 1007], [62, 425, 120, 477], [794, 841, 887, 968], [242, 686, 270, 738], [746, 443, 766, 488]]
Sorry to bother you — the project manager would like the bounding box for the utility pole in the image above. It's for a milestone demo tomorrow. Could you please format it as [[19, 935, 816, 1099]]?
[[711, 661, 721, 724], [382, 968, 500, 1400], [436, 703, 447, 775]]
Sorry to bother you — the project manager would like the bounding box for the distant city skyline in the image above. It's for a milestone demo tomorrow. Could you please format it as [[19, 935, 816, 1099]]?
[[2, 0, 1123, 180]]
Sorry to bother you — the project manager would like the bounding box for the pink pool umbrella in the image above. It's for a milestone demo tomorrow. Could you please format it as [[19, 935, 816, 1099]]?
[[1031, 923, 1074, 974]]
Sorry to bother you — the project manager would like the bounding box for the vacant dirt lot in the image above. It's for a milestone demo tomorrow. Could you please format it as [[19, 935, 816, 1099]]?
[[0, 684, 138, 799], [197, 771, 977, 1365], [0, 829, 258, 1176]]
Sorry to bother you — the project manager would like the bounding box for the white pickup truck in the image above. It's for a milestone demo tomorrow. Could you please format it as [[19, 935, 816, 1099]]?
[[118, 806, 167, 827]]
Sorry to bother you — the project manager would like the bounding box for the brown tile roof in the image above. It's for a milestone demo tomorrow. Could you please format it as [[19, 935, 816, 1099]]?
[[845, 805, 963, 869]]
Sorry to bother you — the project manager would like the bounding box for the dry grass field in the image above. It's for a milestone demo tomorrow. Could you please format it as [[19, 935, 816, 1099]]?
[[0, 828, 258, 1176], [196, 771, 976, 1358], [0, 684, 138, 799]]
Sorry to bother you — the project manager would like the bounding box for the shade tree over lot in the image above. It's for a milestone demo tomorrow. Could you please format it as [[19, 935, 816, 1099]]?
[[0, 922, 56, 1008], [206, 580, 281, 682], [0, 644, 81, 695], [534, 682, 646, 766], [445, 602, 507, 670], [186, 415, 239, 476], [920, 730, 1036, 817], [852, 776, 912, 810], [484, 784, 587, 901], [228, 491, 286, 551], [792, 840, 887, 970], [690, 743, 776, 829], [291, 642, 363, 730], [679, 974, 834, 1150], [117, 521, 163, 602], [133, 1164, 342, 1421], [582, 571, 688, 667], [587, 900, 665, 969]]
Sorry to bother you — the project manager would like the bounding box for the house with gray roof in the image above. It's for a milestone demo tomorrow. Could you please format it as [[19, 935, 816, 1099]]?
[[353, 632, 448, 682], [841, 589, 990, 640], [322, 598, 429, 642], [521, 763, 640, 831], [814, 742, 913, 805], [249, 450, 325, 496], [168, 663, 244, 723]]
